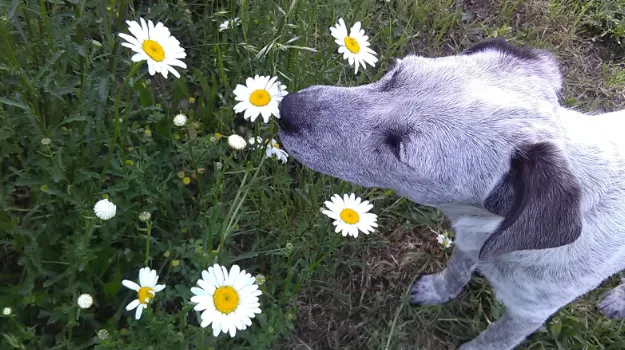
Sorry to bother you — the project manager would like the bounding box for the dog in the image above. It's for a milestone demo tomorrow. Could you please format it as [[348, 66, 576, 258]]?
[[277, 38, 625, 349]]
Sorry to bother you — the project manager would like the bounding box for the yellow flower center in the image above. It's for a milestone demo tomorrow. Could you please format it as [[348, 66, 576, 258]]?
[[142, 39, 165, 62], [344, 36, 361, 54], [213, 286, 239, 314], [137, 287, 155, 304], [340, 208, 360, 225], [250, 89, 271, 107], [273, 143, 280, 149]]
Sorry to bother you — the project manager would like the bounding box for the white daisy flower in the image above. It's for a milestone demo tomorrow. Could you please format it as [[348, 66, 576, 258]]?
[[121, 267, 166, 320], [233, 75, 288, 123], [118, 17, 187, 78], [77, 293, 94, 309], [190, 264, 262, 338], [173, 113, 187, 127], [219, 17, 240, 32], [94, 199, 116, 220], [265, 139, 288, 164], [330, 18, 378, 74], [2, 307, 11, 316], [322, 193, 378, 238], [227, 135, 247, 150], [437, 233, 454, 249]]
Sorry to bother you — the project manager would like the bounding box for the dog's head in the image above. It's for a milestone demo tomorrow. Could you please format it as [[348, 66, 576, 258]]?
[[279, 39, 582, 257]]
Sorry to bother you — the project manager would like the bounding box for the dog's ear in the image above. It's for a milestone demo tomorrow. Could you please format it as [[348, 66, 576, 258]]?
[[480, 142, 582, 259]]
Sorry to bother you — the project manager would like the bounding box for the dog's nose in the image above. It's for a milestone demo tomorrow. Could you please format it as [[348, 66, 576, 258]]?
[[278, 92, 302, 134]]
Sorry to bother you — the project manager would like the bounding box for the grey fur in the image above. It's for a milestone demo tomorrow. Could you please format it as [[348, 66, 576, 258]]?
[[598, 279, 625, 319], [278, 39, 625, 349]]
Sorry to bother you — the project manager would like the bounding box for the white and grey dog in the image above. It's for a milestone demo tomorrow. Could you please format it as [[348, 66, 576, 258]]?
[[277, 39, 625, 349]]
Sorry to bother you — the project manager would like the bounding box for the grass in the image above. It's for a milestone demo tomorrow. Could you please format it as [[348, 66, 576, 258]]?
[[1, 0, 625, 349]]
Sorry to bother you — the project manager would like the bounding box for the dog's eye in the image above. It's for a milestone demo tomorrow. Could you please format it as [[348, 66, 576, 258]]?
[[384, 131, 403, 159]]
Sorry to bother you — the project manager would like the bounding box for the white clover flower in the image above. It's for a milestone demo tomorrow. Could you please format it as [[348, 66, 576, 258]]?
[[219, 17, 240, 32], [2, 307, 11, 316], [322, 193, 378, 238], [265, 139, 288, 164], [233, 75, 288, 123], [122, 267, 166, 320], [118, 17, 187, 78], [94, 199, 117, 220], [173, 113, 187, 127], [330, 18, 378, 74], [437, 233, 454, 249], [77, 293, 94, 309], [227, 135, 247, 150], [191, 264, 262, 338]]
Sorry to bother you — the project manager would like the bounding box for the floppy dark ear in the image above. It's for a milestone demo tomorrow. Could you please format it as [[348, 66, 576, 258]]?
[[480, 142, 582, 259]]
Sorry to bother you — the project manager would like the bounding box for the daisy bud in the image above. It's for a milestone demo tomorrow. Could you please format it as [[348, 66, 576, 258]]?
[[173, 113, 187, 127], [94, 199, 117, 220], [97, 329, 109, 340], [138, 212, 151, 222], [227, 135, 247, 150], [77, 293, 94, 309]]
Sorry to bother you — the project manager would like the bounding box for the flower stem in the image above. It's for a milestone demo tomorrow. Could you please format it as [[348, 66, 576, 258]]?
[[145, 220, 152, 266], [96, 62, 141, 195]]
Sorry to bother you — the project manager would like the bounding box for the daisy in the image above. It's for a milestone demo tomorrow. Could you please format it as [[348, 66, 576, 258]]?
[[77, 293, 94, 309], [322, 193, 378, 238], [118, 17, 187, 78], [265, 139, 288, 164], [190, 264, 262, 338], [94, 199, 116, 220], [330, 18, 378, 74], [121, 267, 166, 320], [437, 233, 454, 249], [233, 75, 288, 123], [173, 113, 187, 127], [227, 135, 247, 150], [219, 17, 240, 32]]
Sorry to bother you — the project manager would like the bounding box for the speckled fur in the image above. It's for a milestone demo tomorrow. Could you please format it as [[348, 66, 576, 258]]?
[[278, 39, 625, 349]]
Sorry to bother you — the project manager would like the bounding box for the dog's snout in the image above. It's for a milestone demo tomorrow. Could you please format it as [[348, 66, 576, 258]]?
[[278, 92, 302, 133]]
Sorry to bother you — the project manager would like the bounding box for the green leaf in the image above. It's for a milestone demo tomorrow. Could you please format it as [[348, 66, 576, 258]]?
[[59, 115, 87, 126], [103, 269, 122, 298], [0, 129, 11, 140], [0, 97, 30, 111], [34, 50, 65, 81]]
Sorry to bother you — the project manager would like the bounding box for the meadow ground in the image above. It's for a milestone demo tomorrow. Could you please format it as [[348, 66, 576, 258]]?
[[2, 0, 625, 349]]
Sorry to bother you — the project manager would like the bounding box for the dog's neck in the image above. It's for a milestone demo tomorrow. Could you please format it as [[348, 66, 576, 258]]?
[[553, 107, 625, 214]]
